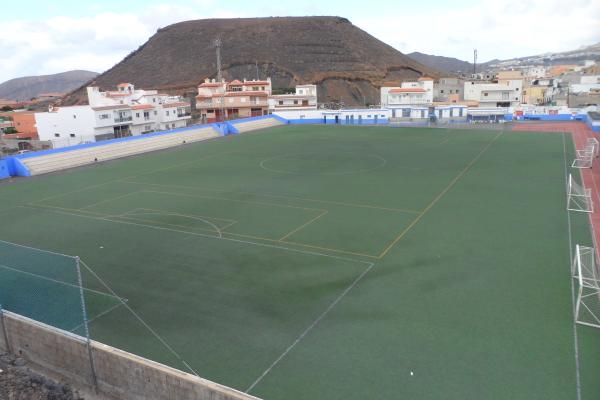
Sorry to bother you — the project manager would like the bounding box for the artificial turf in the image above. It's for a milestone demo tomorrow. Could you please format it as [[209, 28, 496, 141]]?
[[0, 124, 599, 399]]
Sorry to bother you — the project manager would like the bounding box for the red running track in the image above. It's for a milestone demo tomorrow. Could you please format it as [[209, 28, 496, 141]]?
[[512, 121, 600, 257]]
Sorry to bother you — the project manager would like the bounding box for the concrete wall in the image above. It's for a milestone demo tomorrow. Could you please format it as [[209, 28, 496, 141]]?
[[0, 310, 260, 400]]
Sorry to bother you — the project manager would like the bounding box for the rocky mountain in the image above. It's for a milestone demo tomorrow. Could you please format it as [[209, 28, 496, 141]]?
[[0, 70, 99, 101], [407, 52, 475, 75], [63, 16, 438, 107]]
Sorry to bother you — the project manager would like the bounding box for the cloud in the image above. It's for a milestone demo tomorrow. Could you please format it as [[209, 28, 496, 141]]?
[[354, 0, 600, 62], [0, 3, 242, 82], [1, 0, 599, 83]]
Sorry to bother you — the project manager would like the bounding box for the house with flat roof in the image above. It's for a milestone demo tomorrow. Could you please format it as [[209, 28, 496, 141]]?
[[196, 78, 272, 123]]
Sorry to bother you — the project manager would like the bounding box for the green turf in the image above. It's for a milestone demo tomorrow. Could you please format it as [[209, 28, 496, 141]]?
[[0, 124, 599, 399]]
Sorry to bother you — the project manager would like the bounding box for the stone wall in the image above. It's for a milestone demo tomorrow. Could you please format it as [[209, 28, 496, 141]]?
[[0, 310, 260, 400]]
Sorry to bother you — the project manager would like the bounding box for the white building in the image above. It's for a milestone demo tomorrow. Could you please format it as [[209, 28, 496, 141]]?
[[35, 83, 191, 147], [268, 84, 318, 111], [571, 75, 600, 94], [463, 71, 523, 107], [34, 106, 97, 146], [381, 77, 434, 108]]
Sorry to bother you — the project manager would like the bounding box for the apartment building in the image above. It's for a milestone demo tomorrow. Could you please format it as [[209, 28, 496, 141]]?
[[268, 84, 318, 111], [380, 77, 434, 108], [522, 78, 557, 105], [463, 71, 523, 107], [35, 83, 191, 146], [196, 78, 272, 123], [433, 77, 464, 102]]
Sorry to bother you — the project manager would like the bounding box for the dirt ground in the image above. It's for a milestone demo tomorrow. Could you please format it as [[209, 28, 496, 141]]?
[[0, 353, 83, 400]]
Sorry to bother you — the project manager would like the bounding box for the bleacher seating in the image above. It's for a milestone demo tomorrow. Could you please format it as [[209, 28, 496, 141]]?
[[21, 126, 220, 176], [233, 117, 284, 133]]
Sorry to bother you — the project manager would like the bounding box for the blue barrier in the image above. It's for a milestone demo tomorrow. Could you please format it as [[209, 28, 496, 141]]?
[[586, 113, 600, 132], [0, 159, 9, 179]]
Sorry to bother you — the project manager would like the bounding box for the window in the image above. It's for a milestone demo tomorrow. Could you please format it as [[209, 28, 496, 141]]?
[[154, 111, 157, 116], [172, 123, 175, 128], [381, 115, 385, 118], [99, 114, 110, 120], [54, 133, 60, 137], [367, 115, 372, 118], [166, 110, 170, 116], [516, 87, 519, 91], [73, 115, 76, 119], [70, 134, 75, 138], [484, 93, 489, 97], [293, 100, 298, 105], [136, 113, 140, 118], [278, 100, 283, 105], [440, 90, 444, 93], [152, 98, 156, 103]]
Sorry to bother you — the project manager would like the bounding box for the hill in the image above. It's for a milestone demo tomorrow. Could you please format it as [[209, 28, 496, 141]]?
[[63, 16, 438, 107], [411, 42, 600, 74], [0, 70, 99, 101], [407, 52, 473, 75]]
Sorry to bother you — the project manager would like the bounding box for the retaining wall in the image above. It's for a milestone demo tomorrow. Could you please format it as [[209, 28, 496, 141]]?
[[0, 310, 260, 400]]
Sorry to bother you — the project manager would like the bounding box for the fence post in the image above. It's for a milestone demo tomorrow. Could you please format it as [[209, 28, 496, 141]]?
[[0, 306, 11, 354], [75, 257, 99, 392]]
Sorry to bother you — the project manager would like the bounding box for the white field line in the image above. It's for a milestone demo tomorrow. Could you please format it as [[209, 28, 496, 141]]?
[[562, 132, 582, 400]]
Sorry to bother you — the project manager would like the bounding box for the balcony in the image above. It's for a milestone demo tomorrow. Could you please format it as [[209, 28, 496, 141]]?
[[114, 116, 133, 123], [177, 112, 192, 118]]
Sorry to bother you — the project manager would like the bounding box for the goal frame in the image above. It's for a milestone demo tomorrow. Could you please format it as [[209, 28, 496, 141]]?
[[567, 174, 593, 213], [572, 245, 600, 329]]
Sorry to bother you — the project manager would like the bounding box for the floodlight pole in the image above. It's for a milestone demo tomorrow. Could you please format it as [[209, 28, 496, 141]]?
[[214, 37, 226, 123], [75, 256, 99, 392]]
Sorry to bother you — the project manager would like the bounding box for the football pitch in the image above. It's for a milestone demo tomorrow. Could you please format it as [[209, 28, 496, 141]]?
[[1, 124, 599, 399]]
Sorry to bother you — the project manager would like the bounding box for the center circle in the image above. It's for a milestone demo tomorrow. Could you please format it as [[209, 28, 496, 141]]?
[[260, 152, 386, 175]]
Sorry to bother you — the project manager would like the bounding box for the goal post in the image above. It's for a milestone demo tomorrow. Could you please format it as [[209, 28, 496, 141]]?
[[587, 138, 599, 158], [567, 174, 593, 213], [572, 142, 597, 169], [572, 245, 600, 329]]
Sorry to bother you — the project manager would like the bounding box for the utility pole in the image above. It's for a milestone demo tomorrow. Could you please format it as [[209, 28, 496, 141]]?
[[214, 37, 224, 122], [214, 37, 222, 82], [473, 49, 477, 76]]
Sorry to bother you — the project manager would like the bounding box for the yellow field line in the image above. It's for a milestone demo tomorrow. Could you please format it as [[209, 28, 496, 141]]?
[[279, 238, 378, 259], [131, 207, 238, 226], [27, 203, 109, 216], [114, 215, 222, 236], [121, 180, 421, 214], [32, 150, 234, 205], [278, 210, 329, 241], [79, 191, 141, 210], [25, 203, 378, 259], [141, 190, 327, 212], [377, 131, 504, 259]]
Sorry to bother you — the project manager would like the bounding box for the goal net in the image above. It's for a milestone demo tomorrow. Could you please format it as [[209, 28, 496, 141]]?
[[572, 141, 597, 168], [572, 245, 600, 328], [567, 174, 593, 213], [587, 138, 599, 158]]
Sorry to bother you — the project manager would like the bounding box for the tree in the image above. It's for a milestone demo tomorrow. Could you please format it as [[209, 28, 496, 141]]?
[[1, 106, 13, 112]]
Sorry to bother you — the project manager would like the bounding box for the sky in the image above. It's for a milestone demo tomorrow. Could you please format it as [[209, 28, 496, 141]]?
[[1, 0, 599, 82]]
